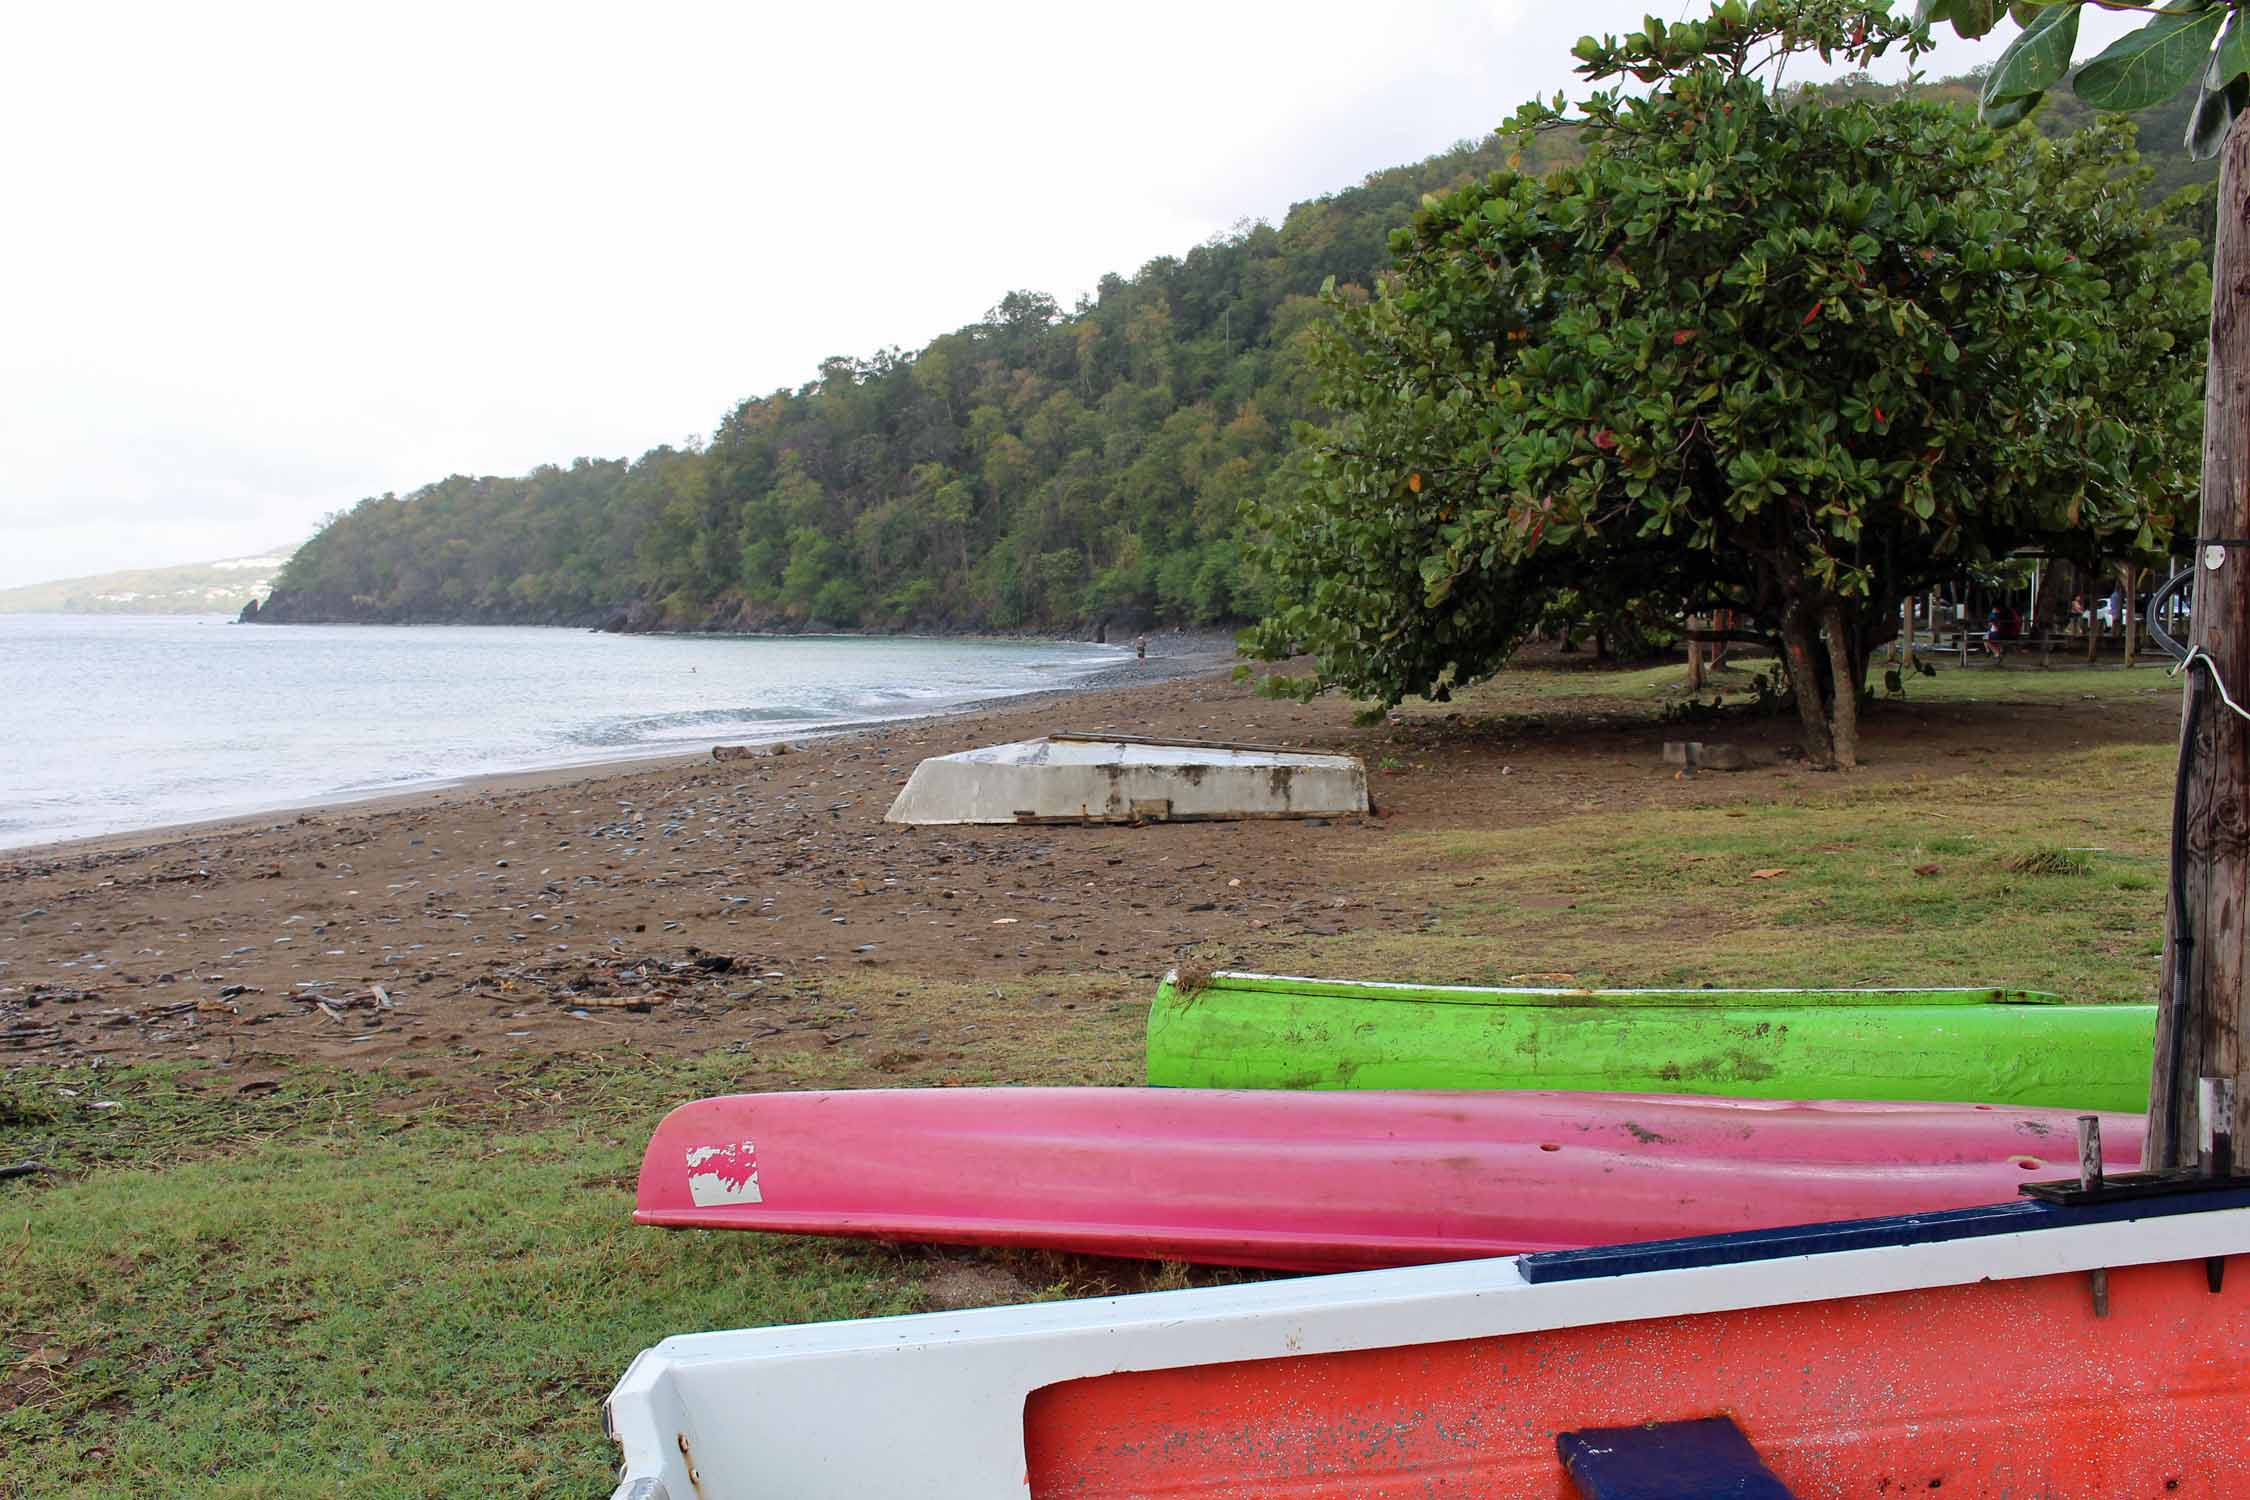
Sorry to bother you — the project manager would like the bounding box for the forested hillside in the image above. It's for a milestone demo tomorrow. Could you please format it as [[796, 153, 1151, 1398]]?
[[261, 75, 2215, 635]]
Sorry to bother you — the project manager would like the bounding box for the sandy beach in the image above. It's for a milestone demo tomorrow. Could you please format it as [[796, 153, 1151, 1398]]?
[[0, 651, 2182, 1099]]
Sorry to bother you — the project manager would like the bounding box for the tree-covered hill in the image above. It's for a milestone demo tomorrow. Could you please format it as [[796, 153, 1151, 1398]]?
[[260, 75, 2214, 635], [262, 131, 1560, 633]]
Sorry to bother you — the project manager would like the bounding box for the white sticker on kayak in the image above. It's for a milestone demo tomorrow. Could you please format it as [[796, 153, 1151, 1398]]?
[[685, 1140, 762, 1206]]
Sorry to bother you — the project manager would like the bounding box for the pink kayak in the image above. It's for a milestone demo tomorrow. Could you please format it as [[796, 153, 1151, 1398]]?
[[634, 1087, 2146, 1271]]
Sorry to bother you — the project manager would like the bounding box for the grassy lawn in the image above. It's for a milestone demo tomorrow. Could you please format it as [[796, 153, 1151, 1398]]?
[[1, 726, 2182, 1497], [4, 1131, 922, 1498], [2, 1057, 939, 1499], [1884, 659, 2185, 707], [1, 1042, 1171, 1498], [7, 1050, 1117, 1498], [1434, 654, 2185, 712], [1223, 744, 2169, 1002]]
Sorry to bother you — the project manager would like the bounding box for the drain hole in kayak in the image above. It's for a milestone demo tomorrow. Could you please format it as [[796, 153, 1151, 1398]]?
[[1539, 1143, 1560, 1153]]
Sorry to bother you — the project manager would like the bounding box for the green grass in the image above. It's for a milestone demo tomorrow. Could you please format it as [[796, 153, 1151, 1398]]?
[[1374, 654, 2182, 720], [0, 1054, 860, 1498], [2, 1112, 925, 1498], [0, 1022, 1188, 1498], [1221, 744, 2170, 1004], [1501, 657, 1787, 704], [810, 970, 1150, 1087], [0, 1051, 816, 1179]]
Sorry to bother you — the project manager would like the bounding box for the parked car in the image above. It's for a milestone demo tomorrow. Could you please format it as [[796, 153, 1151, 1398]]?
[[2096, 596, 2188, 631]]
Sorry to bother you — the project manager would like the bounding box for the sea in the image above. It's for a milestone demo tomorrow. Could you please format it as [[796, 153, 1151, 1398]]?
[[0, 614, 1130, 850]]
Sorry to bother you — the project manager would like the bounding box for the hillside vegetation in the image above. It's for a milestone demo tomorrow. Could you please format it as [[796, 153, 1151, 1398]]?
[[262, 75, 2213, 636]]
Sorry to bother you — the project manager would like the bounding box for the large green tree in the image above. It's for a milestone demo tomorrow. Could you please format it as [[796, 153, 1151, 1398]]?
[[1247, 0, 2207, 767]]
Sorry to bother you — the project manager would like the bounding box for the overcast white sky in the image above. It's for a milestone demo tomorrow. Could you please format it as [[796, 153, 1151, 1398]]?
[[0, 1, 2133, 588]]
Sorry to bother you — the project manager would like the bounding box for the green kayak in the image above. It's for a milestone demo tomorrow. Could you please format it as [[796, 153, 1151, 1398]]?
[[1145, 971, 2154, 1111]]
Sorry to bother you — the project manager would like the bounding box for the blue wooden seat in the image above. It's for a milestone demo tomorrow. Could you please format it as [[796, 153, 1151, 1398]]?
[[1557, 1415, 1797, 1499]]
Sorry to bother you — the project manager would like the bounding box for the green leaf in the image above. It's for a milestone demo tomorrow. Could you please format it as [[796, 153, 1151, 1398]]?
[[1982, 90, 2042, 127], [1915, 0, 1953, 25], [1983, 1, 2080, 107], [1947, 0, 2002, 40], [2187, 79, 2236, 159], [2075, 5, 2227, 113], [2210, 9, 2250, 89]]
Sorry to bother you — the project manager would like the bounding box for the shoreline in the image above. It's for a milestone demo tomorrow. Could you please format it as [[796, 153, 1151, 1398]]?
[[3, 634, 1238, 864]]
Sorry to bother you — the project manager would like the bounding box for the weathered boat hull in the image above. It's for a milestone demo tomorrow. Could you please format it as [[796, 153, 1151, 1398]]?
[[633, 1085, 2144, 1270], [883, 735, 1369, 824], [1146, 970, 2155, 1110], [603, 1192, 2250, 1498]]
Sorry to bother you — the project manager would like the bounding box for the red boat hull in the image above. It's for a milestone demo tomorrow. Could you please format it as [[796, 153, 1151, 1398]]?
[[634, 1086, 2144, 1270], [1026, 1252, 2250, 1497]]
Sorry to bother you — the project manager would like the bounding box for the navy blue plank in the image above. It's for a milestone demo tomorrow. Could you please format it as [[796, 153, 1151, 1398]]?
[[1518, 1184, 2250, 1285], [1558, 1416, 1795, 1499]]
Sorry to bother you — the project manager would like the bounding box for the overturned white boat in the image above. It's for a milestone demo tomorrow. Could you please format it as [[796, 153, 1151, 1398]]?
[[883, 733, 1368, 826]]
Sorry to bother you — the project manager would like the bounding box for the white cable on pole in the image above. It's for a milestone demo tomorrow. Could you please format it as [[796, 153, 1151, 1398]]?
[[2174, 647, 2250, 726]]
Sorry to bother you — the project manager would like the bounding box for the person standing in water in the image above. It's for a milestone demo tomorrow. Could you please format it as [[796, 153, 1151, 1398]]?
[[1134, 634, 1147, 661]]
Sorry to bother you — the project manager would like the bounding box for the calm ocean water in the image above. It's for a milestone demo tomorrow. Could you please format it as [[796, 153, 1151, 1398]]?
[[0, 615, 1127, 849]]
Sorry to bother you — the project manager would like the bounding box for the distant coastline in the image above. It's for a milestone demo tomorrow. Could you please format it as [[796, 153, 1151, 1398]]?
[[0, 547, 294, 616]]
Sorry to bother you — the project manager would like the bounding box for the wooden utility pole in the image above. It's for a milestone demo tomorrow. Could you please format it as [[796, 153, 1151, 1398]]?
[[2150, 116, 2250, 1169]]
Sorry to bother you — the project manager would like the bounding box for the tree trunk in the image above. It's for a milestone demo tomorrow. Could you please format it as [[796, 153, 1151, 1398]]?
[[1781, 605, 1834, 767], [2150, 111, 2250, 1170], [1687, 614, 1706, 692], [1821, 600, 1862, 770], [1848, 609, 1876, 704], [2123, 563, 2141, 670]]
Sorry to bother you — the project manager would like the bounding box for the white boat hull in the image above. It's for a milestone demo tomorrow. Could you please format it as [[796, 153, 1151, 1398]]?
[[884, 736, 1369, 825]]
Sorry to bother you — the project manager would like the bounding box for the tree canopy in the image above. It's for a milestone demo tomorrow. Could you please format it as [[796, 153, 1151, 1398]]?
[[1246, 0, 2209, 767]]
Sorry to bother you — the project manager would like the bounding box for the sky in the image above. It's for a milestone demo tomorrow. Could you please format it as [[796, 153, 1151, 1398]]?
[[0, 1, 2137, 588]]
